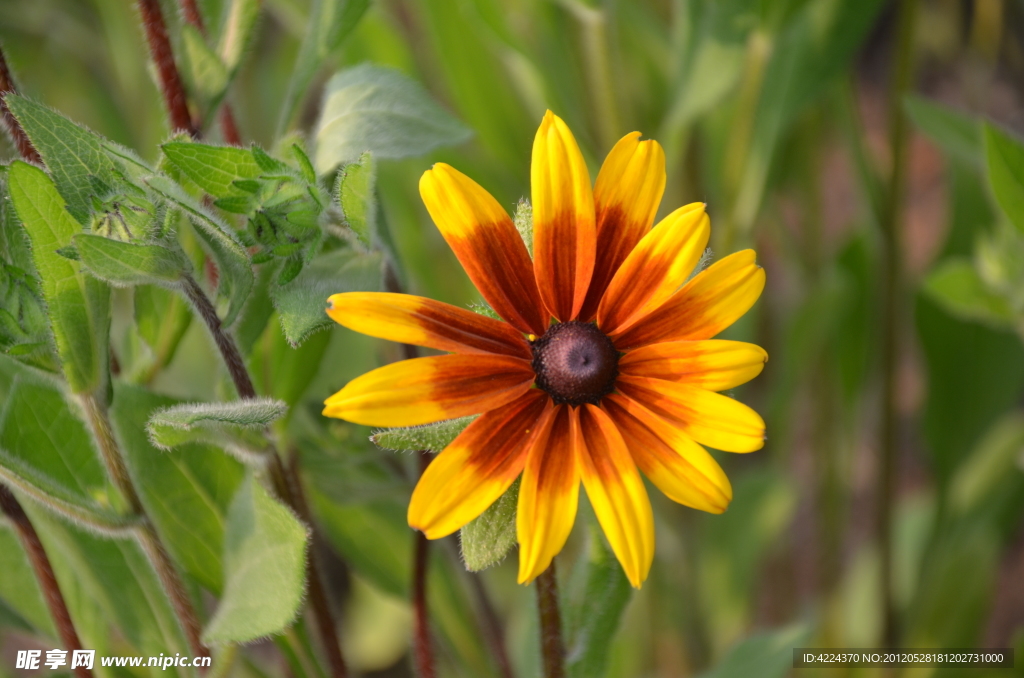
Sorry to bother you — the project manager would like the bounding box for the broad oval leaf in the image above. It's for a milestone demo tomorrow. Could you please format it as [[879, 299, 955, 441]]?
[[314, 64, 472, 173], [460, 477, 518, 572], [202, 474, 309, 644], [984, 123, 1024, 234], [74, 235, 190, 288]]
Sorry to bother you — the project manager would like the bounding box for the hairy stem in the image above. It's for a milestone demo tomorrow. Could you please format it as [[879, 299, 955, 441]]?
[[536, 564, 565, 678], [136, 523, 209, 658], [0, 46, 42, 164], [80, 394, 209, 658], [0, 485, 94, 678], [276, 452, 348, 678], [181, 273, 256, 399], [412, 454, 436, 678], [878, 0, 918, 649], [137, 0, 199, 137], [182, 273, 348, 675]]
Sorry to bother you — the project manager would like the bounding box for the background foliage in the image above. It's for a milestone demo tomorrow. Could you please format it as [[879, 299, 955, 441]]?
[[2, 0, 1024, 677]]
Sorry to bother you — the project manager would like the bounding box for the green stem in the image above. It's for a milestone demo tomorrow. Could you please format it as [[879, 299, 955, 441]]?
[[568, 2, 621, 149], [878, 0, 918, 649]]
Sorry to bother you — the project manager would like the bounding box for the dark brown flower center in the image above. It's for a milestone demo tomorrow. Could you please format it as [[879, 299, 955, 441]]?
[[531, 321, 619, 406]]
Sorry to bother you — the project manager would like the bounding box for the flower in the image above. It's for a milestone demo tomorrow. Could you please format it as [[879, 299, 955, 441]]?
[[323, 111, 766, 587]]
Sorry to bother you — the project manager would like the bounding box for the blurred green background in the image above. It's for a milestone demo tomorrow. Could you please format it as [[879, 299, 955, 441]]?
[[3, 0, 1024, 677]]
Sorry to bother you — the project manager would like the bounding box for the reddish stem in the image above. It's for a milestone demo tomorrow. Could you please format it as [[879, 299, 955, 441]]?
[[0, 486, 94, 678], [536, 564, 565, 678], [137, 0, 199, 137], [0, 46, 42, 164], [412, 452, 436, 678]]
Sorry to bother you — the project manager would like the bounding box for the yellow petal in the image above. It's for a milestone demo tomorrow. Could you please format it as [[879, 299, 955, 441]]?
[[617, 375, 765, 453], [420, 163, 547, 334], [323, 354, 534, 427], [577, 404, 655, 587], [580, 132, 667, 320], [603, 394, 732, 513], [326, 292, 531, 359], [532, 111, 596, 322], [619, 340, 768, 391], [597, 203, 709, 334], [408, 391, 548, 538], [517, 404, 579, 584], [612, 250, 765, 350]]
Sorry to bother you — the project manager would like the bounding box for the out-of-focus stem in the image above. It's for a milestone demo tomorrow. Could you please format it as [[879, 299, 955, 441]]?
[[412, 453, 436, 678], [137, 0, 200, 137], [467, 573, 516, 678], [560, 0, 620, 149], [0, 485, 94, 678], [878, 0, 918, 649], [181, 273, 256, 399], [0, 46, 42, 164], [536, 564, 565, 678]]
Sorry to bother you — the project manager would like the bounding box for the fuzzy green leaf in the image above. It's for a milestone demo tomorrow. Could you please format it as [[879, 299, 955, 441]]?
[[133, 285, 192, 379], [7, 162, 110, 395], [277, 0, 371, 134], [922, 258, 1016, 328], [5, 96, 115, 224], [161, 142, 263, 199], [146, 398, 286, 463], [984, 123, 1024, 234], [460, 478, 518, 572], [202, 474, 309, 643], [371, 416, 474, 453], [314, 64, 472, 173], [271, 248, 383, 347], [565, 530, 633, 678], [513, 198, 533, 257], [74, 234, 189, 287], [336, 152, 376, 246], [0, 526, 55, 636], [146, 174, 253, 325], [0, 379, 134, 535], [111, 383, 245, 593]]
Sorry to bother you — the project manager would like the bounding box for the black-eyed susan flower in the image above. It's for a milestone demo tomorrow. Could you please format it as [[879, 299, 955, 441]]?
[[323, 111, 766, 588]]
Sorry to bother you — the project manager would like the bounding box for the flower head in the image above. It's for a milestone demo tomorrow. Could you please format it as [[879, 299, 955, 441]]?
[[323, 111, 767, 587]]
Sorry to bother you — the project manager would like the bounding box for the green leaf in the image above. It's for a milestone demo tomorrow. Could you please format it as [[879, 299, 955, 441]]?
[[146, 398, 287, 463], [335, 152, 376, 246], [949, 412, 1024, 516], [905, 95, 981, 166], [277, 0, 371, 134], [217, 0, 262, 73], [313, 64, 473, 173], [311, 491, 410, 598], [162, 142, 263, 199], [459, 478, 518, 572], [74, 234, 190, 288], [146, 174, 254, 325], [697, 624, 809, 678], [0, 525, 56, 636], [5, 96, 116, 224], [134, 285, 192, 379], [203, 474, 309, 643], [922, 258, 1017, 328], [271, 248, 382, 347], [7, 162, 110, 395], [181, 24, 230, 106], [0, 379, 134, 535], [371, 416, 474, 453], [111, 383, 245, 593], [984, 123, 1024, 234], [565, 529, 632, 678]]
